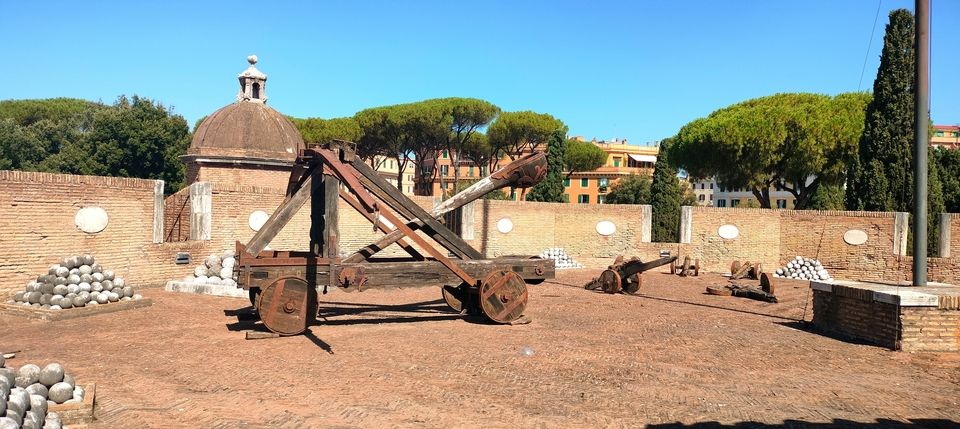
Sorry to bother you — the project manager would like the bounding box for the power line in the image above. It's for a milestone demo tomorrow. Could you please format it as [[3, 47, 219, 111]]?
[[858, 0, 884, 91]]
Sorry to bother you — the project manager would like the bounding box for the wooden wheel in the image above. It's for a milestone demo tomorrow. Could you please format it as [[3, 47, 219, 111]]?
[[257, 277, 316, 336], [479, 270, 528, 323], [622, 273, 643, 294], [693, 259, 700, 276], [442, 285, 464, 313], [730, 261, 741, 276], [598, 269, 622, 294]]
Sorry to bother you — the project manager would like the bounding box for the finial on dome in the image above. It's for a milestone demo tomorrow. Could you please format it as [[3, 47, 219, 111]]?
[[247, 54, 258, 65]]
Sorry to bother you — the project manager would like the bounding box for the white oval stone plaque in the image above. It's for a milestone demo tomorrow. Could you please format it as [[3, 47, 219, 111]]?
[[843, 229, 868, 245], [75, 206, 109, 233], [496, 218, 514, 234], [248, 210, 270, 232], [596, 220, 616, 236], [717, 224, 739, 240]]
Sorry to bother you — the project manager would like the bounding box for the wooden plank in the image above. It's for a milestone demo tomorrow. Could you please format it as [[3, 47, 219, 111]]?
[[323, 175, 340, 259], [244, 167, 315, 256], [239, 258, 554, 291], [339, 189, 424, 260], [350, 160, 482, 259]]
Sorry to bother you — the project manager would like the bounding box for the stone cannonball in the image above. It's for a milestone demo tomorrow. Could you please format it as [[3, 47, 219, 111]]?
[[101, 280, 113, 291], [72, 296, 88, 308], [222, 249, 236, 258], [68, 268, 79, 276], [64, 292, 76, 299], [57, 298, 72, 309], [122, 286, 133, 298], [61, 374, 75, 390], [79, 273, 92, 284], [114, 278, 124, 288], [66, 274, 80, 285], [90, 262, 102, 273], [22, 416, 39, 429], [78, 282, 91, 293], [27, 292, 41, 305], [91, 282, 102, 292], [52, 276, 66, 286], [47, 265, 60, 276], [66, 284, 79, 295], [91, 272, 104, 283], [13, 292, 24, 303], [80, 254, 94, 266], [0, 416, 19, 429], [29, 394, 47, 416], [193, 266, 206, 277], [15, 365, 40, 388], [204, 254, 221, 268], [222, 257, 236, 268], [0, 369, 15, 387], [133, 294, 143, 300], [54, 267, 69, 278], [49, 305, 62, 311], [40, 283, 54, 294], [0, 402, 5, 420], [52, 285, 67, 296], [66, 256, 80, 269], [0, 375, 8, 392], [107, 292, 119, 302], [102, 270, 114, 281], [44, 418, 63, 429], [25, 384, 47, 399], [39, 294, 51, 306], [38, 364, 63, 388], [95, 294, 108, 304], [219, 267, 233, 279]]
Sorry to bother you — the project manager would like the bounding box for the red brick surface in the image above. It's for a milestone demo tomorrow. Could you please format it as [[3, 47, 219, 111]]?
[[1, 270, 957, 428]]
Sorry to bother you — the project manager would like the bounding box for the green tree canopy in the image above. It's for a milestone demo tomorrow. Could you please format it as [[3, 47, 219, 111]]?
[[291, 116, 361, 147], [604, 175, 651, 205], [564, 139, 607, 178], [525, 129, 568, 202], [488, 110, 567, 169], [670, 92, 871, 209]]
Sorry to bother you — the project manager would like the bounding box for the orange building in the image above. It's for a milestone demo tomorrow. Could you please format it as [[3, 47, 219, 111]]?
[[932, 125, 960, 150], [564, 138, 659, 204]]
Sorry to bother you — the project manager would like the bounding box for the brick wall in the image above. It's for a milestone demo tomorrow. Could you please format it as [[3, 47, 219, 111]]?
[[900, 306, 960, 352], [812, 287, 899, 349], [0, 171, 204, 298], [687, 207, 782, 273], [189, 164, 291, 191]]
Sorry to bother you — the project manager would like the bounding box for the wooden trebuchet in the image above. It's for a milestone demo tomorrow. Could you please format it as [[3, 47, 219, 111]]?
[[344, 152, 547, 263]]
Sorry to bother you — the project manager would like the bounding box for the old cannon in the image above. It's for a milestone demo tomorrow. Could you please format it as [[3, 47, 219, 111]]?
[[235, 141, 554, 335]]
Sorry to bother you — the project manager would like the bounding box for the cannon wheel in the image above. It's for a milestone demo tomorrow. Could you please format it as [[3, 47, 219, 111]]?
[[598, 269, 622, 294], [622, 273, 643, 294], [526, 256, 546, 285], [479, 270, 528, 323], [442, 284, 464, 313], [257, 277, 316, 336]]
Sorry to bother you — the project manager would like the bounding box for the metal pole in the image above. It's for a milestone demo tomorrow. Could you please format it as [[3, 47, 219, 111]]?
[[912, 0, 929, 286]]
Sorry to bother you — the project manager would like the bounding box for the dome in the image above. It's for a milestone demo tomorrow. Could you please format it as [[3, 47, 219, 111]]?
[[188, 102, 303, 162], [185, 55, 304, 163]]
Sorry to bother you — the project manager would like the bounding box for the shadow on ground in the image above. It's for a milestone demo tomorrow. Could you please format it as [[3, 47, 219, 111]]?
[[648, 419, 958, 429]]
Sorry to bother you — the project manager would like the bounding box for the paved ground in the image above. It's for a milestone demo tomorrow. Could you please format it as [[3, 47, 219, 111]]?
[[2, 269, 958, 428]]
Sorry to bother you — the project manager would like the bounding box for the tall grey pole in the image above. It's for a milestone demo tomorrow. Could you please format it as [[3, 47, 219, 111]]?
[[912, 0, 929, 286]]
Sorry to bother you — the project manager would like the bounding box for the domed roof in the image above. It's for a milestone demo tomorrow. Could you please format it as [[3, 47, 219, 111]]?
[[188, 102, 303, 161], [186, 56, 304, 163]]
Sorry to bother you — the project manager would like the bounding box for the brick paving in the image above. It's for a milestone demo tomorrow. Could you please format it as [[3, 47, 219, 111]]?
[[2, 270, 958, 428]]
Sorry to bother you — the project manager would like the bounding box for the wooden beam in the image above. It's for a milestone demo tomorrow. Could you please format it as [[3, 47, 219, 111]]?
[[339, 189, 424, 260], [244, 168, 314, 256], [323, 175, 340, 259], [350, 160, 482, 260]]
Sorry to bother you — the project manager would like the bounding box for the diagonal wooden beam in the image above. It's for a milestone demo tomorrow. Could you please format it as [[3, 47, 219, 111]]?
[[244, 165, 316, 256], [338, 188, 424, 260]]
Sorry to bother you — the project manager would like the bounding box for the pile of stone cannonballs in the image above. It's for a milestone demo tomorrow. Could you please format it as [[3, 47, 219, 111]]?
[[774, 256, 832, 281], [7, 255, 142, 311], [0, 358, 81, 429], [538, 248, 582, 270], [184, 251, 238, 287]]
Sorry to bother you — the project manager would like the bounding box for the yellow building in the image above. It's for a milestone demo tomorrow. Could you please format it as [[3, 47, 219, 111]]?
[[372, 155, 417, 196], [564, 138, 659, 204]]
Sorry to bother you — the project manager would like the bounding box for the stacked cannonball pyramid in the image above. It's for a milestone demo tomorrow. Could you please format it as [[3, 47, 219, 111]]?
[[773, 256, 832, 281], [8, 255, 142, 311], [184, 251, 238, 287], [0, 358, 79, 429], [538, 248, 583, 270]]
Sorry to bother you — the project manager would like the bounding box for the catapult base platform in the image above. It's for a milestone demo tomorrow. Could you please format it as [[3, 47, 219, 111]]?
[[0, 299, 152, 321], [811, 279, 960, 352], [48, 383, 97, 425]]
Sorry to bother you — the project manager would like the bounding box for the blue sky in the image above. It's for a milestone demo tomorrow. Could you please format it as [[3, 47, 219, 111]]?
[[4, 0, 958, 144]]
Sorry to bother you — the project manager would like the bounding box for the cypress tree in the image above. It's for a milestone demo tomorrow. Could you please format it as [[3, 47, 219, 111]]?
[[525, 129, 567, 202], [650, 137, 683, 242], [846, 9, 915, 212]]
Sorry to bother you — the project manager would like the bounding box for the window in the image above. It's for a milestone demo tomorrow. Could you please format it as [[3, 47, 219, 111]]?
[[468, 166, 474, 176], [581, 178, 589, 187], [935, 131, 944, 137], [564, 178, 570, 187], [717, 199, 727, 207], [577, 194, 590, 204], [698, 194, 705, 202], [390, 160, 394, 168], [598, 177, 609, 187], [691, 183, 696, 190], [442, 150, 448, 159], [710, 194, 713, 201], [700, 183, 705, 189], [710, 183, 714, 189], [776, 199, 787, 209], [441, 165, 448, 175], [441, 182, 448, 190], [731, 199, 741, 207], [613, 158, 621, 167], [598, 195, 606, 204]]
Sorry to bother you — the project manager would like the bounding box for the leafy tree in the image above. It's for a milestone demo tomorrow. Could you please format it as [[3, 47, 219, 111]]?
[[934, 147, 960, 213], [604, 175, 651, 205], [291, 116, 361, 146], [461, 132, 495, 174], [433, 98, 499, 192], [0, 98, 100, 127], [564, 139, 607, 178], [488, 111, 567, 170], [807, 183, 846, 210], [525, 129, 568, 202], [671, 92, 870, 209], [0, 119, 46, 170], [649, 138, 686, 241]]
